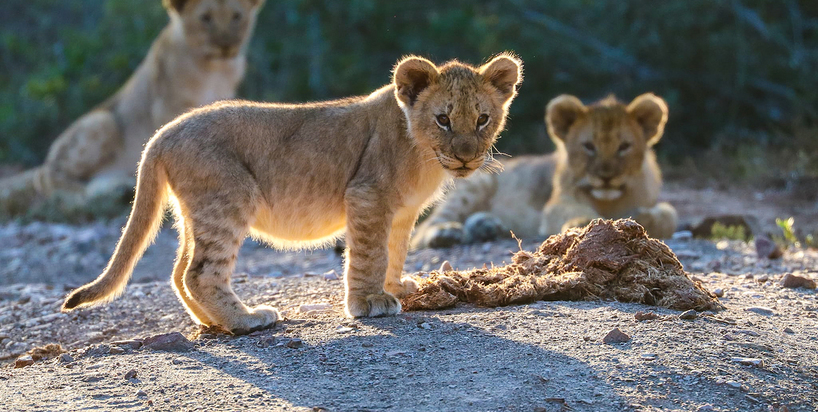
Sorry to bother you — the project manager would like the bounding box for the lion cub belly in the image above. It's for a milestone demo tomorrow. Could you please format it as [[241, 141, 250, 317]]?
[[249, 197, 347, 249]]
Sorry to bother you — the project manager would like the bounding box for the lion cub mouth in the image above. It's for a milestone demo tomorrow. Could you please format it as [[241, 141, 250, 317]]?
[[591, 188, 624, 201]]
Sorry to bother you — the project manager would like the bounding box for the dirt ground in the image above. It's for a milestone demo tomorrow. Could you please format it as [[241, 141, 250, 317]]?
[[0, 186, 817, 411]]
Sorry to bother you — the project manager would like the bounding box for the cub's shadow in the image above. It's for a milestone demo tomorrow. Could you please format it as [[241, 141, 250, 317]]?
[[179, 314, 628, 412]]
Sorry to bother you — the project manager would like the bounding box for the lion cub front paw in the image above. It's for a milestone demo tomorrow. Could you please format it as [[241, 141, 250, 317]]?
[[345, 293, 401, 318], [562, 216, 597, 232], [424, 222, 466, 248], [230, 305, 280, 335], [385, 277, 419, 298]]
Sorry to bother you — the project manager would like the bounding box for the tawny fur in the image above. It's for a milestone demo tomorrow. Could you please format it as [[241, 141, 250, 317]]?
[[62, 54, 523, 333], [0, 0, 264, 213], [413, 93, 677, 248]]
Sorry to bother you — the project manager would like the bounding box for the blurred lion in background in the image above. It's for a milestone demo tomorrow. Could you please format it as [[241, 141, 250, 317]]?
[[412, 93, 677, 248], [0, 0, 265, 216]]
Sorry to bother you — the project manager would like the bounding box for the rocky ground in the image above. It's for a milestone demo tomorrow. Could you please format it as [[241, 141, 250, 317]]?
[[0, 186, 817, 411]]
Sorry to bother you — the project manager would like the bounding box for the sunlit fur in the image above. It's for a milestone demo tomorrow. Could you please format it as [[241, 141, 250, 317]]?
[[541, 93, 677, 238], [62, 54, 522, 333], [413, 93, 677, 248], [0, 0, 264, 212]]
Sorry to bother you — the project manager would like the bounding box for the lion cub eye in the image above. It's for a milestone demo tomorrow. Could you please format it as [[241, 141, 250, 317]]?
[[201, 13, 213, 24], [618, 142, 631, 154], [583, 142, 596, 154], [435, 114, 451, 130], [232, 12, 242, 21], [476, 114, 490, 129]]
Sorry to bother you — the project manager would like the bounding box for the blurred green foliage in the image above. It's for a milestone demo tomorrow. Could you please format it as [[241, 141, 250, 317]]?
[[709, 222, 750, 242], [1, 0, 817, 181]]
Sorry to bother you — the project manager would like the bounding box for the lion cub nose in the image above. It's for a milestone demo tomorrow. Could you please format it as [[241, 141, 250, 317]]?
[[452, 138, 479, 163]]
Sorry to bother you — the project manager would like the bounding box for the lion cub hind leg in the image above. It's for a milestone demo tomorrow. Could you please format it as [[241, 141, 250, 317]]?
[[179, 194, 279, 334], [344, 187, 401, 318], [38, 110, 123, 196], [170, 218, 214, 325]]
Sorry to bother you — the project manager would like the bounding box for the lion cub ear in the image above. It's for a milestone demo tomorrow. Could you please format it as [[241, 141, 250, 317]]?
[[393, 57, 440, 107], [627, 93, 668, 146], [545, 95, 587, 141], [162, 0, 188, 12], [479, 53, 523, 103]]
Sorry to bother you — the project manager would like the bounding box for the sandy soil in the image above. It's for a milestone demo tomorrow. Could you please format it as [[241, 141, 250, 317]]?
[[0, 186, 817, 411]]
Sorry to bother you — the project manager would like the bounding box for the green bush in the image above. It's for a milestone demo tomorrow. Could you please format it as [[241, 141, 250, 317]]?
[[1, 0, 816, 179]]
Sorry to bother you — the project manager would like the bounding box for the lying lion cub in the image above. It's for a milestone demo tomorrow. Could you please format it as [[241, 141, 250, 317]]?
[[0, 0, 264, 214], [62, 54, 523, 333], [413, 93, 676, 248]]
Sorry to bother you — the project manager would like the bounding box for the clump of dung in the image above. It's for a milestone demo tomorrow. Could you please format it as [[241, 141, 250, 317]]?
[[402, 219, 723, 312], [26, 343, 66, 361]]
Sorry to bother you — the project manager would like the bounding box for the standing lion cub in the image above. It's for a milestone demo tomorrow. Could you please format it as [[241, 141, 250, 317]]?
[[62, 54, 523, 333], [0, 0, 264, 214]]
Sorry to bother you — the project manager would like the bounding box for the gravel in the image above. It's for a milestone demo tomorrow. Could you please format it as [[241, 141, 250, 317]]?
[[1, 201, 818, 410]]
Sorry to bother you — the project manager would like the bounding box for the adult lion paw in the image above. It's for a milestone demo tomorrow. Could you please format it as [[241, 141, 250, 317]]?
[[345, 293, 401, 318], [385, 277, 419, 298]]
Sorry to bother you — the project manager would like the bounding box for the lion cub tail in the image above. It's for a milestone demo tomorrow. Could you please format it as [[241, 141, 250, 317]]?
[[62, 154, 168, 311]]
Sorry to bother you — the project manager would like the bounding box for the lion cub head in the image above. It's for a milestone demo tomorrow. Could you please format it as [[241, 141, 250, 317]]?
[[546, 93, 668, 201], [163, 0, 264, 59], [393, 54, 523, 178]]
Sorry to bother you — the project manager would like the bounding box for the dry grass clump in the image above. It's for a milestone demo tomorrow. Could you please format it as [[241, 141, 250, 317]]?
[[402, 219, 723, 312]]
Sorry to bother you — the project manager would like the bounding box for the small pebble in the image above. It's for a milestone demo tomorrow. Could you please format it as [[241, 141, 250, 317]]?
[[419, 322, 432, 330], [679, 310, 698, 320], [336, 326, 354, 333], [110, 340, 143, 350], [109, 346, 125, 355], [602, 328, 630, 344], [697, 405, 715, 412], [142, 332, 193, 352], [322, 270, 340, 281], [671, 231, 693, 241], [59, 353, 74, 363], [136, 390, 147, 398], [439, 260, 453, 272], [783, 327, 794, 334], [731, 357, 763, 367], [640, 353, 657, 361], [14, 355, 34, 368], [755, 236, 783, 259], [725, 380, 742, 389], [780, 273, 816, 290], [634, 311, 659, 321], [299, 303, 332, 313], [745, 307, 775, 316], [713, 288, 724, 298], [286, 339, 303, 349], [124, 369, 138, 380]]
